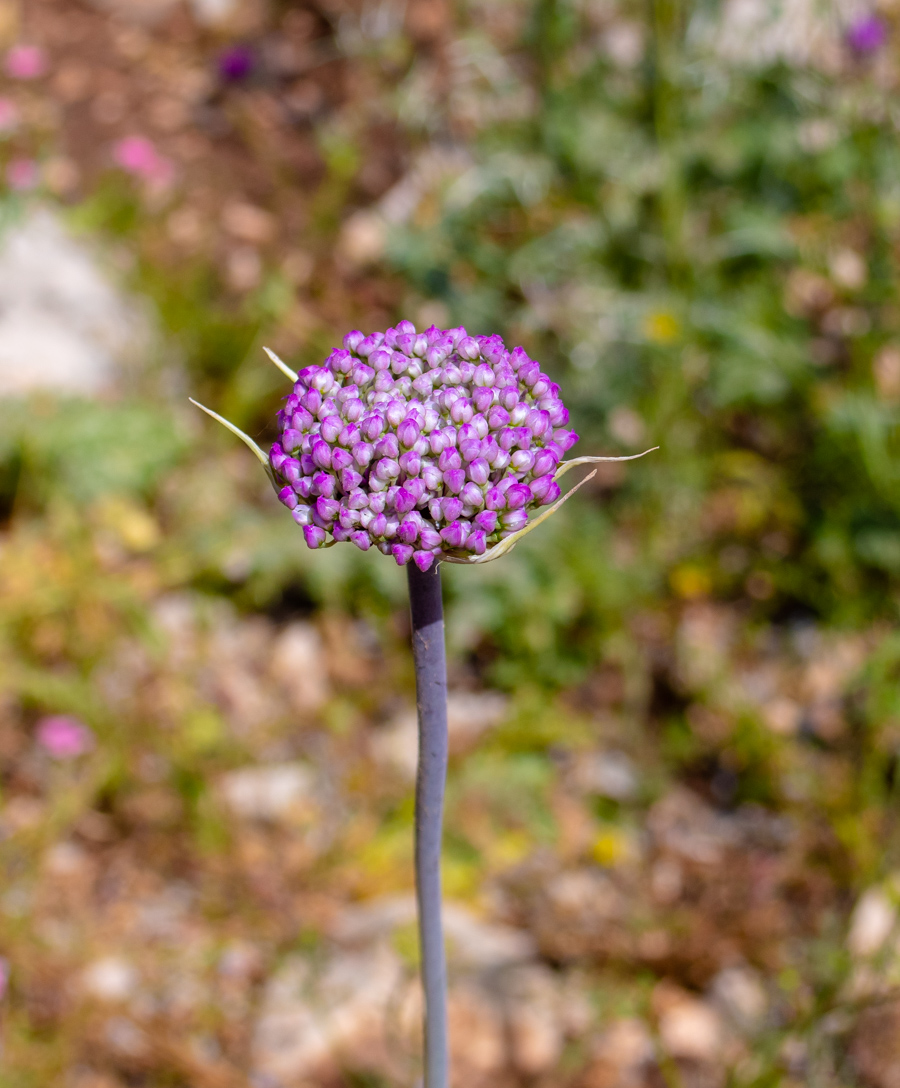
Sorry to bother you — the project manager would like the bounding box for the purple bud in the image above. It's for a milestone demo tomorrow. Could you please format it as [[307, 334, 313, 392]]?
[[472, 387, 494, 413], [341, 468, 363, 492], [553, 429, 579, 452], [419, 527, 442, 549], [344, 330, 364, 351], [511, 450, 535, 473], [292, 505, 313, 526], [300, 453, 316, 475], [331, 447, 353, 472], [370, 513, 387, 537], [396, 319, 416, 335], [352, 442, 374, 468], [440, 520, 470, 548], [282, 429, 303, 454], [316, 496, 341, 523], [466, 458, 490, 486], [362, 415, 385, 442], [466, 529, 487, 555], [474, 509, 499, 534], [458, 336, 481, 360], [443, 469, 466, 494], [370, 348, 392, 371], [509, 403, 529, 427], [485, 487, 506, 511], [312, 440, 332, 470], [270, 442, 288, 471], [338, 423, 361, 448], [499, 386, 519, 411], [369, 493, 387, 514], [343, 399, 365, 423], [294, 477, 314, 500], [301, 389, 322, 415], [318, 416, 340, 444], [394, 487, 417, 515], [532, 376, 552, 399], [375, 433, 400, 460], [422, 464, 443, 490], [282, 458, 302, 484], [441, 496, 464, 521], [338, 505, 360, 530], [398, 418, 420, 449], [328, 348, 353, 374], [351, 530, 372, 551], [351, 365, 375, 387], [413, 550, 437, 572], [399, 451, 422, 477], [487, 406, 509, 431], [505, 483, 532, 510], [439, 449, 462, 473], [406, 478, 427, 504], [547, 402, 569, 427], [291, 407, 314, 431], [374, 457, 401, 482], [519, 360, 540, 386], [398, 519, 419, 544], [460, 482, 485, 508], [392, 543, 415, 566], [278, 486, 299, 509], [347, 488, 369, 510], [530, 475, 561, 505], [303, 525, 327, 549], [312, 471, 337, 498], [498, 428, 519, 452], [429, 431, 447, 456], [501, 509, 529, 532], [450, 398, 474, 425]]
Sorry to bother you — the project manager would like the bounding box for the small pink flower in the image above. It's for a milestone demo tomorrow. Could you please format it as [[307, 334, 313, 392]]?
[[112, 135, 173, 186], [6, 158, 38, 191], [0, 98, 19, 134], [5, 44, 46, 80], [36, 716, 95, 759]]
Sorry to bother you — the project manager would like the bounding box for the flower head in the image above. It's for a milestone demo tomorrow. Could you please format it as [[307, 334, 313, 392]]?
[[267, 324, 583, 571], [847, 13, 887, 53], [193, 328, 654, 569], [5, 44, 46, 80], [36, 715, 95, 759]]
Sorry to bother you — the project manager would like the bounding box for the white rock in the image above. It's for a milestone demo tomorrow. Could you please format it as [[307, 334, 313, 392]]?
[[82, 957, 138, 1003], [658, 996, 724, 1062], [710, 966, 767, 1032], [252, 944, 404, 1084], [849, 887, 897, 958], [270, 623, 329, 713], [0, 209, 147, 398], [219, 762, 315, 823], [577, 750, 639, 801]]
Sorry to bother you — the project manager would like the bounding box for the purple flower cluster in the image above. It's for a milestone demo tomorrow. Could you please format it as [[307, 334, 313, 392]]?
[[269, 323, 578, 572]]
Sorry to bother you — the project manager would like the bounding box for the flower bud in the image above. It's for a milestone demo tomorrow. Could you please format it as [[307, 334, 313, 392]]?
[[292, 505, 313, 526], [398, 519, 419, 544], [374, 457, 401, 482], [474, 509, 498, 534], [440, 520, 470, 548], [499, 386, 519, 411], [392, 543, 415, 566], [341, 468, 363, 492], [511, 450, 535, 473], [312, 471, 336, 498], [441, 496, 464, 521], [344, 330, 364, 351], [303, 525, 327, 549], [369, 513, 387, 537], [331, 447, 353, 473], [413, 549, 436, 572], [458, 336, 481, 360], [484, 487, 506, 511], [421, 463, 443, 490], [505, 483, 532, 510], [278, 486, 299, 508], [466, 529, 487, 555], [443, 468, 466, 494], [467, 458, 490, 486], [553, 429, 579, 452], [472, 387, 493, 413], [460, 482, 485, 508], [352, 442, 374, 468], [351, 530, 371, 551], [282, 429, 303, 454], [419, 526, 442, 549], [398, 418, 420, 449], [394, 487, 417, 515], [347, 488, 369, 510]]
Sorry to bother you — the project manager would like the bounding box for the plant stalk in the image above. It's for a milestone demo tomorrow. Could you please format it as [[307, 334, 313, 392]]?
[[407, 562, 450, 1088]]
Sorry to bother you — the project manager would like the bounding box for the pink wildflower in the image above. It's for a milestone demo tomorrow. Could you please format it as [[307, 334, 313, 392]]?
[[36, 716, 95, 759], [6, 158, 38, 191], [112, 135, 173, 186], [5, 44, 47, 80]]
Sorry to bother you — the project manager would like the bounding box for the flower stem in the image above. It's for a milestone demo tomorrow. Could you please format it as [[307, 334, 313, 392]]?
[[407, 562, 450, 1088]]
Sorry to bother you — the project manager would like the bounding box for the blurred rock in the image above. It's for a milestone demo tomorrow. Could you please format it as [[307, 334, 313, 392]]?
[[654, 982, 724, 1063], [503, 964, 565, 1074], [251, 943, 404, 1085], [576, 749, 639, 801], [270, 622, 330, 714], [709, 966, 767, 1033], [582, 1017, 655, 1088], [371, 691, 508, 778], [849, 886, 897, 958], [851, 999, 900, 1088], [0, 209, 148, 397], [219, 762, 316, 824], [81, 957, 139, 1003], [446, 979, 507, 1082]]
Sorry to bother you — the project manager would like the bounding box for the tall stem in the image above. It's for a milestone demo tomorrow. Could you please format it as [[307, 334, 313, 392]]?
[[407, 562, 450, 1088]]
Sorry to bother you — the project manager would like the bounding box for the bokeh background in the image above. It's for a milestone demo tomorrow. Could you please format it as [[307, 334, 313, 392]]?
[[3, 0, 900, 1084]]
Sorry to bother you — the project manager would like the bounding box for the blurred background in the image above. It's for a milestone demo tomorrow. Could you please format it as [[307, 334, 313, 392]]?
[[2, 0, 900, 1084]]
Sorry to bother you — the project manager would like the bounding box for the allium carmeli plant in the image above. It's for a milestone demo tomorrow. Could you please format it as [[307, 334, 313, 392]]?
[[193, 323, 653, 1088]]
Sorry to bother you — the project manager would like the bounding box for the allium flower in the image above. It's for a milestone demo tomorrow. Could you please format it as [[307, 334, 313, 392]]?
[[218, 44, 255, 81], [36, 715, 95, 759], [5, 44, 46, 80], [847, 13, 887, 53], [193, 325, 654, 573]]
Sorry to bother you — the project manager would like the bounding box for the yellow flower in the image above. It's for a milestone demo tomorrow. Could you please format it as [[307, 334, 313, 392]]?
[[644, 311, 680, 344]]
